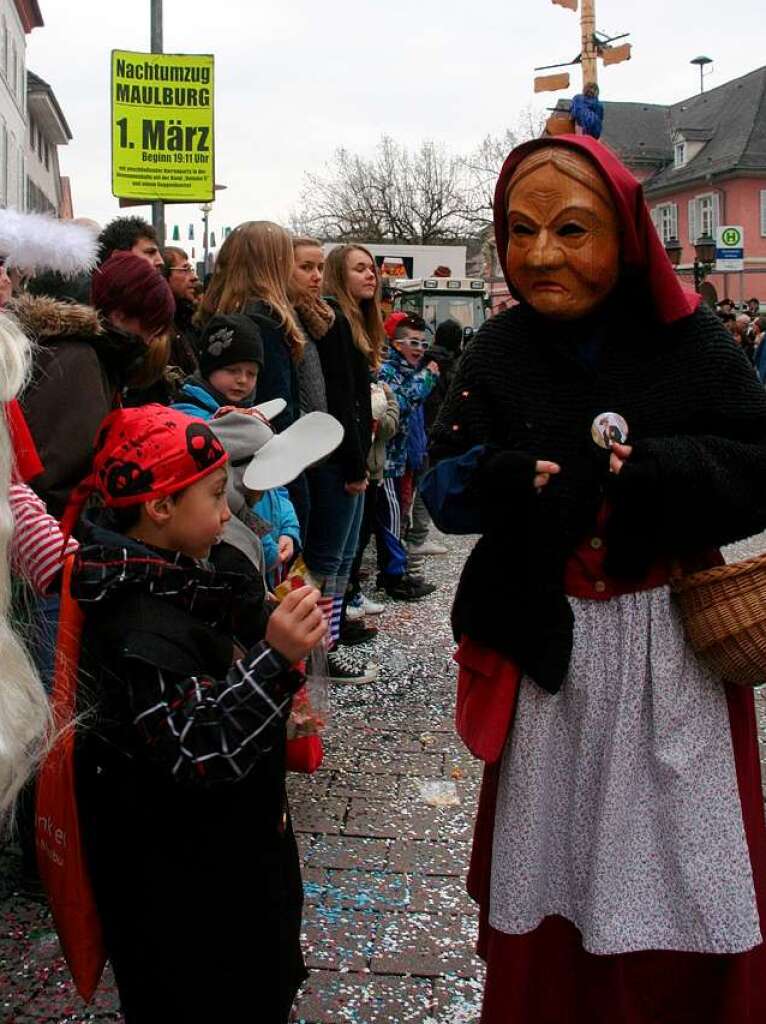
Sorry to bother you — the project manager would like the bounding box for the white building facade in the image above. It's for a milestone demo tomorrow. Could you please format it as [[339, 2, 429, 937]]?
[[26, 70, 70, 214], [0, 0, 42, 210]]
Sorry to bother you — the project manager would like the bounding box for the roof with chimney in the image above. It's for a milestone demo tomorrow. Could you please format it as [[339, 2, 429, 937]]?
[[555, 65, 766, 196]]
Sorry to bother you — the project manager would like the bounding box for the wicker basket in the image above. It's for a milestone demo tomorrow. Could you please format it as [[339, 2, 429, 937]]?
[[671, 552, 766, 687]]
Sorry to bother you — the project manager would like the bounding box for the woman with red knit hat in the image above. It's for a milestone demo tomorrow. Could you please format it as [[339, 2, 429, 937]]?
[[423, 136, 766, 1021], [20, 250, 174, 519]]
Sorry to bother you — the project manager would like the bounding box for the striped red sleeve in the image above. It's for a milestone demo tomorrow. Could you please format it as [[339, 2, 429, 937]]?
[[10, 482, 78, 594]]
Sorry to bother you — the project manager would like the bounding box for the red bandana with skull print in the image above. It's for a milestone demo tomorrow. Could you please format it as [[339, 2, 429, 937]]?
[[61, 404, 228, 539]]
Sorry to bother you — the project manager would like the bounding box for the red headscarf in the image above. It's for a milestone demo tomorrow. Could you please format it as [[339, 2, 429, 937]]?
[[493, 134, 700, 325], [61, 405, 227, 539]]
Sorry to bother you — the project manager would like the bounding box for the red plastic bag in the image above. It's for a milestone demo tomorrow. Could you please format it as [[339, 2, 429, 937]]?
[[285, 684, 324, 773], [454, 636, 521, 763], [286, 735, 324, 773], [35, 555, 106, 1003]]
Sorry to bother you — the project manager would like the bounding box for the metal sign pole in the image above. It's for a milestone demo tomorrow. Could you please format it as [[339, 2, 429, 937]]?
[[150, 0, 165, 246]]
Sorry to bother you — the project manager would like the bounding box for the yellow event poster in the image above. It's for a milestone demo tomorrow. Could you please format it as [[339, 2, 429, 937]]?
[[111, 50, 214, 202]]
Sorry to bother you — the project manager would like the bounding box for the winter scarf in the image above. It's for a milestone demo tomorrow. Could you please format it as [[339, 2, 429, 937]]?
[[293, 294, 335, 342]]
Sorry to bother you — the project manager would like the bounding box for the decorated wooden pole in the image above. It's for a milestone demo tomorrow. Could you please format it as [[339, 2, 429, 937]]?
[[580, 0, 598, 88], [534, 0, 632, 135]]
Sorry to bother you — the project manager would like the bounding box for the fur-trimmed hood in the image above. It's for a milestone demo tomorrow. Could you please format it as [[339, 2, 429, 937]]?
[[7, 291, 103, 341]]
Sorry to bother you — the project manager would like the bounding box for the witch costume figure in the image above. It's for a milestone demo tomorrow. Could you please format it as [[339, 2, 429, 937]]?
[[422, 135, 766, 1022]]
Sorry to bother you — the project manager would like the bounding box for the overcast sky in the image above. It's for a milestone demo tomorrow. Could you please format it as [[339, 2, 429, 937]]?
[[26, 0, 765, 245]]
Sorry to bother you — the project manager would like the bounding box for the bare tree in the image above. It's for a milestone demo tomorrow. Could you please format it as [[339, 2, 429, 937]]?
[[292, 109, 545, 244], [461, 107, 548, 226]]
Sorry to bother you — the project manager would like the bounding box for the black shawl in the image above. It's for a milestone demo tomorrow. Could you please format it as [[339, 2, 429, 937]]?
[[429, 300, 766, 693]]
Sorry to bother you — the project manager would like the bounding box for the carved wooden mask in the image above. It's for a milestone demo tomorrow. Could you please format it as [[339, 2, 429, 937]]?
[[505, 147, 620, 321]]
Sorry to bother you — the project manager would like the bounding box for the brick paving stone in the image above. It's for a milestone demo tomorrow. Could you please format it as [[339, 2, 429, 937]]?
[[319, 747, 361, 774], [305, 837, 391, 872], [326, 773, 402, 801], [408, 875, 477, 916], [432, 976, 485, 1023], [344, 799, 441, 841], [353, 730, 426, 754], [388, 840, 470, 877], [291, 969, 433, 1023], [296, 831, 315, 862], [301, 908, 378, 971], [7, 965, 122, 1020], [303, 866, 328, 900], [304, 870, 411, 914], [369, 912, 479, 978], [343, 799, 402, 839], [361, 751, 445, 776], [293, 797, 350, 836], [290, 772, 333, 800]]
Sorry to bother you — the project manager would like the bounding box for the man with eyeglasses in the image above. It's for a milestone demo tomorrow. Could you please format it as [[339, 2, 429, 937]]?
[[163, 246, 202, 378], [375, 313, 440, 601]]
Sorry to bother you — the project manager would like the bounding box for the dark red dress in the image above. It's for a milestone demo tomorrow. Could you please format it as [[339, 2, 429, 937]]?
[[467, 541, 766, 1024]]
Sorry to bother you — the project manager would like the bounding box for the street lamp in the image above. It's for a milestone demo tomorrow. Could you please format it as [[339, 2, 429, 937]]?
[[690, 56, 713, 94], [200, 184, 227, 275], [693, 235, 716, 293], [200, 202, 213, 273], [664, 237, 683, 268]]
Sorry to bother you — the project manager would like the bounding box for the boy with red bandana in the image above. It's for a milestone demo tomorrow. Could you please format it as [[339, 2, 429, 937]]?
[[65, 405, 324, 1023]]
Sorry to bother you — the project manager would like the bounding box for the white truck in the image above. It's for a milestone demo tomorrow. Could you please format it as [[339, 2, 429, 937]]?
[[323, 241, 488, 333], [323, 242, 468, 282], [392, 276, 488, 335]]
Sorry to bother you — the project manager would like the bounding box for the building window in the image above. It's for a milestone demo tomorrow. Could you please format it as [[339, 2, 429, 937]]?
[[674, 141, 686, 169], [652, 203, 679, 243], [698, 194, 715, 237], [43, 141, 49, 171], [27, 177, 56, 216], [688, 193, 720, 242], [7, 133, 15, 208], [0, 122, 6, 207]]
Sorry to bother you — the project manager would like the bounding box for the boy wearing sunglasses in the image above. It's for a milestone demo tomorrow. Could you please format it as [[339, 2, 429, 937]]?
[[375, 313, 439, 600]]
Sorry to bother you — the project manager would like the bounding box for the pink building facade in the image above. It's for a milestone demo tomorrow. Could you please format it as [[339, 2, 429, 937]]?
[[597, 66, 766, 308], [646, 178, 766, 305]]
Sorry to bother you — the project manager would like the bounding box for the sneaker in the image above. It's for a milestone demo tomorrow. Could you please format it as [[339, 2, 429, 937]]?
[[360, 594, 385, 616], [339, 620, 379, 646], [384, 576, 437, 601], [327, 648, 379, 684], [408, 539, 448, 557], [346, 593, 366, 622]]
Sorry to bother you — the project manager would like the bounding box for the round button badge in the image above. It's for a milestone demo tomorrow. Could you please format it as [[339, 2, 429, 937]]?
[[591, 412, 629, 450]]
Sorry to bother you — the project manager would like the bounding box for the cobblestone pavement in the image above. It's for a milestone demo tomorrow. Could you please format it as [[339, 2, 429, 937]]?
[[2, 533, 766, 1023]]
